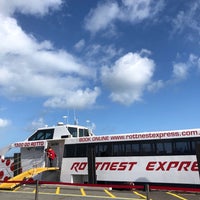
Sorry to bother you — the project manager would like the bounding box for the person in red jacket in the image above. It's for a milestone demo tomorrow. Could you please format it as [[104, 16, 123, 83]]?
[[46, 146, 56, 167]]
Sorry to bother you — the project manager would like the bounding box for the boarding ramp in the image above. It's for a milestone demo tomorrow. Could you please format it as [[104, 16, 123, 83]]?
[[0, 167, 59, 190]]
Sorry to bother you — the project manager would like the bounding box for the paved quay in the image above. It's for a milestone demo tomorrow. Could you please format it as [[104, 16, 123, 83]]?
[[0, 184, 200, 200]]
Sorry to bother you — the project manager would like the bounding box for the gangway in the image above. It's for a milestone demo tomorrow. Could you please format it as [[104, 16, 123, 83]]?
[[0, 167, 59, 190]]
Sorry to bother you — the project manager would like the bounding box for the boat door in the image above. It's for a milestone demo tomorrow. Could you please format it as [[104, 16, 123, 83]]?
[[46, 140, 64, 168]]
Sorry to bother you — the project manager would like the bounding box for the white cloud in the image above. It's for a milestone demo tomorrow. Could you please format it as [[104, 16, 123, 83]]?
[[101, 52, 155, 105], [25, 117, 46, 133], [172, 1, 200, 36], [84, 0, 164, 34], [74, 39, 85, 51], [197, 59, 200, 70], [0, 0, 62, 17], [188, 54, 200, 68], [0, 1, 99, 109], [85, 44, 123, 66], [120, 0, 164, 23], [147, 80, 164, 92], [0, 15, 38, 55], [84, 1, 119, 34], [172, 63, 188, 80], [31, 118, 46, 129], [29, 117, 45, 131], [172, 53, 200, 80], [44, 87, 100, 109], [0, 118, 10, 128]]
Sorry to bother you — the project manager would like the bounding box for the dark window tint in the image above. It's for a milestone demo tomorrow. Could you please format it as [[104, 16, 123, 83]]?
[[63, 137, 200, 158], [28, 129, 54, 141], [63, 144, 87, 157], [63, 144, 75, 157], [173, 140, 193, 154], [79, 129, 84, 137], [68, 127, 78, 137], [140, 142, 155, 155], [79, 129, 90, 137], [113, 143, 125, 156], [76, 144, 87, 157], [156, 141, 172, 154], [98, 143, 112, 156]]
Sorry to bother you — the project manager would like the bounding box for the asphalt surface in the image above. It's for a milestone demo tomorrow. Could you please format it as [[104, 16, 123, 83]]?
[[0, 184, 200, 200]]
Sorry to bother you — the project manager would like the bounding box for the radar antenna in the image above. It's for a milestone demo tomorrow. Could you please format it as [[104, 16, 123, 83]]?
[[62, 115, 68, 124], [73, 109, 78, 125]]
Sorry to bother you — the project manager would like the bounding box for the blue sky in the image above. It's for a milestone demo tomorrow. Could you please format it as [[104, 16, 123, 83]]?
[[0, 0, 200, 148]]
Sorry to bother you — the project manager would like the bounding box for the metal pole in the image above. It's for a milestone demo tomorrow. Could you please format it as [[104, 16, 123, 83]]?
[[145, 184, 150, 200], [35, 180, 39, 200], [196, 143, 200, 178], [88, 144, 96, 184]]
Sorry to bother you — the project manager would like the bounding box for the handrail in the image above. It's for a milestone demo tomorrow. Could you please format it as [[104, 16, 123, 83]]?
[[0, 179, 199, 192]]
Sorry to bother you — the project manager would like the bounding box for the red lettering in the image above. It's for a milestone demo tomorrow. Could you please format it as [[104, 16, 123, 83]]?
[[100, 162, 110, 170], [70, 162, 80, 172], [118, 162, 128, 171], [146, 162, 156, 171], [191, 161, 198, 171], [92, 136, 109, 141], [156, 161, 167, 171], [146, 161, 198, 171], [14, 143, 24, 147], [182, 131, 198, 136], [31, 142, 36, 146], [70, 162, 87, 172], [79, 162, 87, 170], [95, 162, 102, 170], [178, 161, 191, 171], [70, 161, 198, 173], [166, 162, 179, 171], [79, 137, 91, 142], [70, 161, 138, 172], [128, 162, 137, 170], [110, 162, 119, 170]]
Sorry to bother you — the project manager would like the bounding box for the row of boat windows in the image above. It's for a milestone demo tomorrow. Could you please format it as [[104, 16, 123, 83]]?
[[63, 138, 200, 157], [28, 128, 89, 141]]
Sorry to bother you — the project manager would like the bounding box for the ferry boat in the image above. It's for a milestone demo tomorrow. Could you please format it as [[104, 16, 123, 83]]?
[[0, 121, 200, 189]]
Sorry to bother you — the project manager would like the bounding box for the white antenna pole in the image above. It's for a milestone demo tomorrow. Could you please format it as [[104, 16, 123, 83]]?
[[63, 116, 68, 124], [73, 109, 78, 125], [86, 120, 90, 128]]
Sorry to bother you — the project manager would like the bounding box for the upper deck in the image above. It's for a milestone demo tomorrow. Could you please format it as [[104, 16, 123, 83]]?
[[64, 128, 200, 145], [12, 122, 93, 149], [26, 122, 93, 141]]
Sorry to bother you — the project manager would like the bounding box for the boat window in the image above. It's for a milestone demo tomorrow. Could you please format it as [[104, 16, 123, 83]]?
[[173, 141, 190, 154], [113, 143, 125, 156], [63, 136, 200, 158], [98, 143, 112, 157], [63, 144, 87, 157], [76, 144, 87, 157], [28, 129, 54, 141], [68, 127, 78, 137], [126, 143, 139, 156], [79, 129, 84, 137], [63, 144, 76, 157], [156, 141, 172, 154], [84, 129, 89, 136], [141, 142, 155, 155], [79, 129, 90, 137], [193, 139, 200, 153]]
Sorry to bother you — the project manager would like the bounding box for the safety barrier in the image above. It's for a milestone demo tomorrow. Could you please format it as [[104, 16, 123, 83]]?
[[0, 179, 200, 200], [1, 179, 200, 192], [0, 167, 59, 189]]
